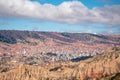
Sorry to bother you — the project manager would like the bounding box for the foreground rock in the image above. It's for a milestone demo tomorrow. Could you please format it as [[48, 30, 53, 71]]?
[[0, 47, 120, 80]]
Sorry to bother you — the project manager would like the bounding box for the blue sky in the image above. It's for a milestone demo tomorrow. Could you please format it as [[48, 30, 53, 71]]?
[[0, 0, 120, 34], [31, 0, 120, 8]]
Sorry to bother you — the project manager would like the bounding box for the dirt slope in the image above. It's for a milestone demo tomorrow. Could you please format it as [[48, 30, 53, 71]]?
[[0, 47, 120, 80]]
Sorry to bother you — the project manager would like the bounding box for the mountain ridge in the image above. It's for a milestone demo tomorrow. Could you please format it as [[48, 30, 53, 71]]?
[[0, 30, 119, 44]]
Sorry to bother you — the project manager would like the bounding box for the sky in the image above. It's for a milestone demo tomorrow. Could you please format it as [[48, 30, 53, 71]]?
[[0, 0, 120, 34]]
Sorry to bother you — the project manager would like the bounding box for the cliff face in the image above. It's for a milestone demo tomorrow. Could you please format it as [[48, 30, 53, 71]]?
[[72, 48, 120, 80], [0, 48, 120, 80]]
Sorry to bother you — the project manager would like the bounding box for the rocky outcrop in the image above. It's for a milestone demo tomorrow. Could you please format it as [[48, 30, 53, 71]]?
[[0, 47, 119, 80]]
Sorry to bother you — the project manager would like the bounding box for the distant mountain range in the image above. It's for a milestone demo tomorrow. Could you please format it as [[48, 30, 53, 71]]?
[[0, 30, 120, 44], [0, 30, 119, 55]]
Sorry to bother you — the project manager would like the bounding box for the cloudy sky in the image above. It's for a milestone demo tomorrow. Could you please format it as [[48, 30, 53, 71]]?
[[0, 0, 120, 34]]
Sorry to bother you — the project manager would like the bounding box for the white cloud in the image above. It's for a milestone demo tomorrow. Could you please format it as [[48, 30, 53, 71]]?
[[92, 5, 120, 25], [85, 30, 93, 33], [0, 0, 120, 25]]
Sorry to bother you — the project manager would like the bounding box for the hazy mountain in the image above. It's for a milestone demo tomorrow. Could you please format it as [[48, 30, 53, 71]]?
[[0, 30, 119, 44]]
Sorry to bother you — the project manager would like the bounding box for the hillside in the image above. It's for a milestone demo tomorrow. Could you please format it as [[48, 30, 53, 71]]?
[[0, 30, 120, 44], [0, 30, 120, 80], [0, 30, 119, 56], [0, 47, 119, 80]]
